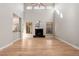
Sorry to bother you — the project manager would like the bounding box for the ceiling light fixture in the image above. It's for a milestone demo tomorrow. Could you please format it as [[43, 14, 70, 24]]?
[[26, 6, 32, 10]]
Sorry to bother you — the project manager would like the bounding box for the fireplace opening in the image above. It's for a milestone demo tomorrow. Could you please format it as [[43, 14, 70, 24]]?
[[33, 29, 45, 37]]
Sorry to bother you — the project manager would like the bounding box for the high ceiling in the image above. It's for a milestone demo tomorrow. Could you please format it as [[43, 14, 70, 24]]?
[[24, 3, 55, 10], [24, 3, 54, 7]]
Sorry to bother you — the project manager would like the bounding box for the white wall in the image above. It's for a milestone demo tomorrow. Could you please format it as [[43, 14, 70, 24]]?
[[55, 3, 79, 48], [0, 3, 24, 49], [23, 9, 54, 37]]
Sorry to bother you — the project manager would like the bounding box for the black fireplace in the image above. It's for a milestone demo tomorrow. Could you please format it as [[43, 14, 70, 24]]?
[[33, 29, 45, 37]]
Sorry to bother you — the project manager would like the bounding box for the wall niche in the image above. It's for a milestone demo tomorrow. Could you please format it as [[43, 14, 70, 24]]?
[[26, 21, 32, 34]]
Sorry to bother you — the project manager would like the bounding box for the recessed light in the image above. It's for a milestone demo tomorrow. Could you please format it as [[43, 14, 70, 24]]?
[[26, 6, 32, 10]]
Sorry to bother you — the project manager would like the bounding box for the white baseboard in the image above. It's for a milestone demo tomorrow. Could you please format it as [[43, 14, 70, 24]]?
[[55, 35, 79, 50], [0, 39, 20, 50]]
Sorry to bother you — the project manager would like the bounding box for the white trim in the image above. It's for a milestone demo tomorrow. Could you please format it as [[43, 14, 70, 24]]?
[[55, 35, 79, 50], [0, 39, 20, 50]]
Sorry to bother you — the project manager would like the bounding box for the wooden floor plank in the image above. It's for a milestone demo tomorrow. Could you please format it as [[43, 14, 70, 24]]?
[[0, 37, 79, 56]]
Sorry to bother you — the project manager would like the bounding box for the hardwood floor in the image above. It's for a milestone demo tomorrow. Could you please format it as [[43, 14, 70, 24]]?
[[0, 37, 79, 56]]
